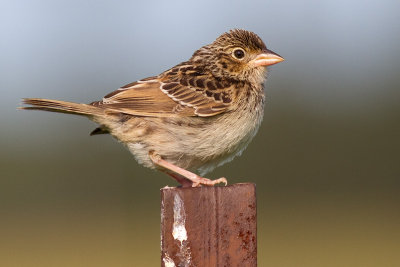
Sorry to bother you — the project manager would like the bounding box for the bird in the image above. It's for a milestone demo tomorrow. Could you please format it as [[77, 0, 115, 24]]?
[[21, 29, 284, 187]]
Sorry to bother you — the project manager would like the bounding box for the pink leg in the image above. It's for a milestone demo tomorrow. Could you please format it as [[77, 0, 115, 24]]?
[[166, 173, 194, 188], [149, 152, 227, 187]]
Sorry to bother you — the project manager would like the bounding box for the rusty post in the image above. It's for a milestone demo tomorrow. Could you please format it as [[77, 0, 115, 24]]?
[[160, 183, 257, 267]]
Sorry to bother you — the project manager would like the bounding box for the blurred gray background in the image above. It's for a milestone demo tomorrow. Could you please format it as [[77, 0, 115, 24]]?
[[1, 0, 399, 266]]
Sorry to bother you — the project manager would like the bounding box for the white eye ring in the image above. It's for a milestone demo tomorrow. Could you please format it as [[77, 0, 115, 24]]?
[[232, 48, 246, 60]]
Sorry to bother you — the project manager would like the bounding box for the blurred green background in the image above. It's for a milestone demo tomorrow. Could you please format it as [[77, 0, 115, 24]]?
[[1, 0, 399, 266]]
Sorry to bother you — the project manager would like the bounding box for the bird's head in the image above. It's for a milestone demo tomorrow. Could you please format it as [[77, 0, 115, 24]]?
[[191, 29, 284, 85]]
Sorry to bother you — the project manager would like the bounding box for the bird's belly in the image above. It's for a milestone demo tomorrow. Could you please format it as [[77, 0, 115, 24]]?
[[121, 105, 264, 176]]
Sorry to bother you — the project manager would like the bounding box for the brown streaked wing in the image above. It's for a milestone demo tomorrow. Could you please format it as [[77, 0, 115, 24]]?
[[92, 79, 196, 117], [160, 73, 233, 117], [92, 73, 233, 118]]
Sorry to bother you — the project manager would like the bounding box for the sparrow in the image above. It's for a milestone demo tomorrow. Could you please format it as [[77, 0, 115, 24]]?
[[21, 29, 284, 187]]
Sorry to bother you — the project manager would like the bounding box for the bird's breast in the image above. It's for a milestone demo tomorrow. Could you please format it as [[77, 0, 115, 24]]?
[[191, 92, 265, 175]]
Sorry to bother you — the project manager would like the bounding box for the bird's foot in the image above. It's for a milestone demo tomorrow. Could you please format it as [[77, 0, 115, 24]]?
[[149, 151, 228, 188], [190, 176, 227, 187], [167, 173, 227, 188]]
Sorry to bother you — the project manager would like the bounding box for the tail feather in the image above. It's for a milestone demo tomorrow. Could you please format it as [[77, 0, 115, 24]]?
[[20, 98, 103, 117]]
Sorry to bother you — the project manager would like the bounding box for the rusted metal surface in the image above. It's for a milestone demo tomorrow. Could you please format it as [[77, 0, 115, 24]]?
[[161, 183, 257, 267]]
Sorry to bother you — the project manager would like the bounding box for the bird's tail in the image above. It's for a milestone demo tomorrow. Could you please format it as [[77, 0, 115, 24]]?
[[20, 98, 103, 117]]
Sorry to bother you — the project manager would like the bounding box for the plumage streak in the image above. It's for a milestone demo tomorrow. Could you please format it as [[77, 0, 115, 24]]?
[[21, 29, 284, 187]]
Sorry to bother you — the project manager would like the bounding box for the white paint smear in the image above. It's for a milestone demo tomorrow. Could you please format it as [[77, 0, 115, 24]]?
[[171, 193, 191, 266], [163, 253, 176, 267], [172, 194, 188, 243]]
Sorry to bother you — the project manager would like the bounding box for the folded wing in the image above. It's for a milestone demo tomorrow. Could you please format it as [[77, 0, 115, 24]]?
[[91, 66, 235, 118]]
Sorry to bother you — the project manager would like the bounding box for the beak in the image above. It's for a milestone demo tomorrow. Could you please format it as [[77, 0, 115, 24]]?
[[252, 49, 284, 67]]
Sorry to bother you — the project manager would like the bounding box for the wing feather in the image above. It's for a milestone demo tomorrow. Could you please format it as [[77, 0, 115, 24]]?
[[91, 67, 235, 118]]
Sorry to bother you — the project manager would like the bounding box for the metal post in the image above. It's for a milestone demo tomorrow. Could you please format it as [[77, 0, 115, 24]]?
[[161, 183, 257, 266]]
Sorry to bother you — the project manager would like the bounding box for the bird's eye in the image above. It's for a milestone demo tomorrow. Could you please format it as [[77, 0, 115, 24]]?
[[232, 48, 245, 60]]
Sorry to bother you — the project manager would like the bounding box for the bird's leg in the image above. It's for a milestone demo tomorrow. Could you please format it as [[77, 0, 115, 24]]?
[[149, 151, 227, 188], [166, 173, 194, 188]]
